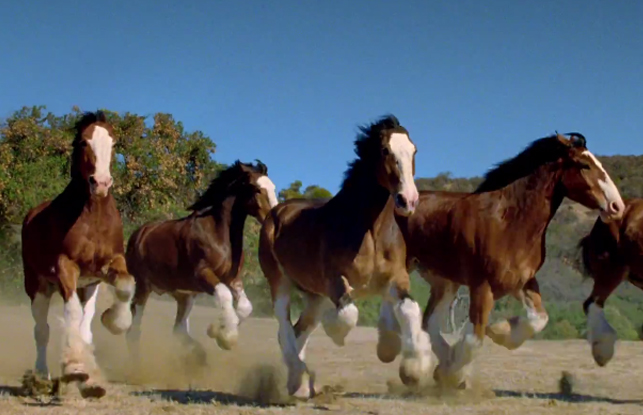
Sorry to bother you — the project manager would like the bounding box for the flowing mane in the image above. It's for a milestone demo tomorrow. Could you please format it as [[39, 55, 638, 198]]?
[[474, 133, 587, 193], [188, 160, 267, 212], [341, 114, 405, 189]]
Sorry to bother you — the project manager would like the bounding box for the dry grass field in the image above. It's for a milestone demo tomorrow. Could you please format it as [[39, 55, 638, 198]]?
[[0, 287, 641, 415]]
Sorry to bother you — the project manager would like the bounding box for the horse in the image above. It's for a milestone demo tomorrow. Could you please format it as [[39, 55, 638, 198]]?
[[579, 197, 643, 366], [395, 132, 625, 388], [258, 114, 428, 399], [21, 111, 136, 399], [125, 160, 278, 363]]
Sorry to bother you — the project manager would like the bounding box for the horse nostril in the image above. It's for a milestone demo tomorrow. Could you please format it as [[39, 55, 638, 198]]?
[[610, 201, 620, 213], [88, 176, 97, 185], [395, 194, 407, 209]]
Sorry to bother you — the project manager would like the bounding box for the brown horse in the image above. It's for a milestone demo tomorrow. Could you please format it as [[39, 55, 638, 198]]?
[[579, 197, 643, 367], [21, 111, 135, 398], [259, 115, 426, 399], [125, 160, 278, 361], [395, 132, 625, 388]]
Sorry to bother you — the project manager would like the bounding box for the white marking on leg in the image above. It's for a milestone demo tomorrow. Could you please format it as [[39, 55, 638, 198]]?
[[296, 295, 324, 361], [438, 321, 480, 387], [582, 150, 624, 217], [427, 289, 457, 364], [61, 292, 90, 379], [257, 175, 279, 207], [174, 295, 195, 337], [89, 126, 113, 186], [394, 294, 432, 384], [101, 279, 135, 335], [126, 303, 145, 359], [79, 285, 99, 345], [31, 293, 51, 376], [234, 289, 253, 322], [322, 302, 358, 346], [207, 283, 240, 349], [587, 303, 617, 366], [274, 287, 310, 397], [389, 132, 419, 213]]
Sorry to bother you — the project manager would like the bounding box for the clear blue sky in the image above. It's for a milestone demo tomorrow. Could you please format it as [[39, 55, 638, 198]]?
[[1, 0, 642, 194]]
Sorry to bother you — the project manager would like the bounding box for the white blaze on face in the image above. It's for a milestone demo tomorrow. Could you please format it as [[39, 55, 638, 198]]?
[[257, 175, 279, 208], [389, 132, 419, 213], [89, 126, 114, 191], [582, 150, 624, 218]]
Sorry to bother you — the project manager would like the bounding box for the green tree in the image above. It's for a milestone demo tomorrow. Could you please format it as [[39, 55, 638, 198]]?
[[278, 180, 332, 202]]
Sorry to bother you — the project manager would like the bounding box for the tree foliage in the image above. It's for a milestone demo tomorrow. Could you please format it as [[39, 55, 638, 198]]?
[[278, 180, 332, 202], [0, 105, 220, 227]]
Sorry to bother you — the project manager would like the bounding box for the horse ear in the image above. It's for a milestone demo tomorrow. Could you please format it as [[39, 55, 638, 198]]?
[[255, 159, 268, 174], [565, 132, 587, 148]]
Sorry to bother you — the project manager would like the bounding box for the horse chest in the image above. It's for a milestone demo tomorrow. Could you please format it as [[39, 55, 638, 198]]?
[[345, 233, 395, 293]]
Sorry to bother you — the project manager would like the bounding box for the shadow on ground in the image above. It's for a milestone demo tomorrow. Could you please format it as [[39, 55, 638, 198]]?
[[132, 389, 293, 408], [493, 389, 643, 406]]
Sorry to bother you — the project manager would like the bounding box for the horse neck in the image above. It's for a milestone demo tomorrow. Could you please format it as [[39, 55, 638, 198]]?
[[330, 175, 393, 229], [206, 195, 248, 279], [57, 178, 112, 219], [497, 163, 565, 236]]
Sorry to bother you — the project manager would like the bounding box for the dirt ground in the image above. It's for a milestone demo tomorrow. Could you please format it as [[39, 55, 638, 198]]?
[[0, 287, 641, 415]]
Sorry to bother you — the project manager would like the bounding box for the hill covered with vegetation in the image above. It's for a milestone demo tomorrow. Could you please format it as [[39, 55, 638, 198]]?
[[1, 106, 642, 340]]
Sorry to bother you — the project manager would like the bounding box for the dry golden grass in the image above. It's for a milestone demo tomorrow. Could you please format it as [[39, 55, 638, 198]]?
[[0, 287, 641, 414]]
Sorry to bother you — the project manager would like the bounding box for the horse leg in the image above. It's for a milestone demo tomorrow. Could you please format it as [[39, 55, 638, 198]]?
[[125, 278, 150, 364], [486, 278, 549, 350], [583, 267, 626, 366], [78, 283, 100, 345], [420, 273, 460, 385], [172, 292, 206, 367], [30, 284, 53, 378], [199, 269, 239, 350], [101, 255, 135, 335], [388, 277, 432, 387], [377, 289, 402, 363], [436, 282, 493, 389], [57, 257, 105, 398], [321, 275, 359, 347], [289, 292, 325, 398], [230, 277, 253, 323]]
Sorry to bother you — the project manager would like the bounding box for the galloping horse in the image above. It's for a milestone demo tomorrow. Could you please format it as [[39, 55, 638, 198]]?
[[22, 111, 135, 398], [579, 197, 643, 366], [395, 133, 625, 388], [259, 115, 428, 399], [125, 160, 278, 360]]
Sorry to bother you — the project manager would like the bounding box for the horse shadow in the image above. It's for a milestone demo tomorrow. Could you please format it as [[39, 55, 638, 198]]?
[[493, 389, 643, 406], [131, 389, 294, 408]]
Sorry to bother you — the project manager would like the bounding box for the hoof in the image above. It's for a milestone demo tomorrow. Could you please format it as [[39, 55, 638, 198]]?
[[377, 330, 401, 363], [592, 341, 615, 367], [399, 356, 430, 387], [79, 381, 106, 399], [208, 324, 238, 350], [101, 307, 132, 335], [287, 365, 313, 399], [61, 364, 89, 384], [433, 364, 469, 390]]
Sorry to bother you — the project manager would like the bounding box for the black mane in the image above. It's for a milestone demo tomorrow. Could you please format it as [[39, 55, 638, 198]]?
[[188, 160, 267, 212], [341, 114, 405, 189], [474, 133, 587, 193]]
